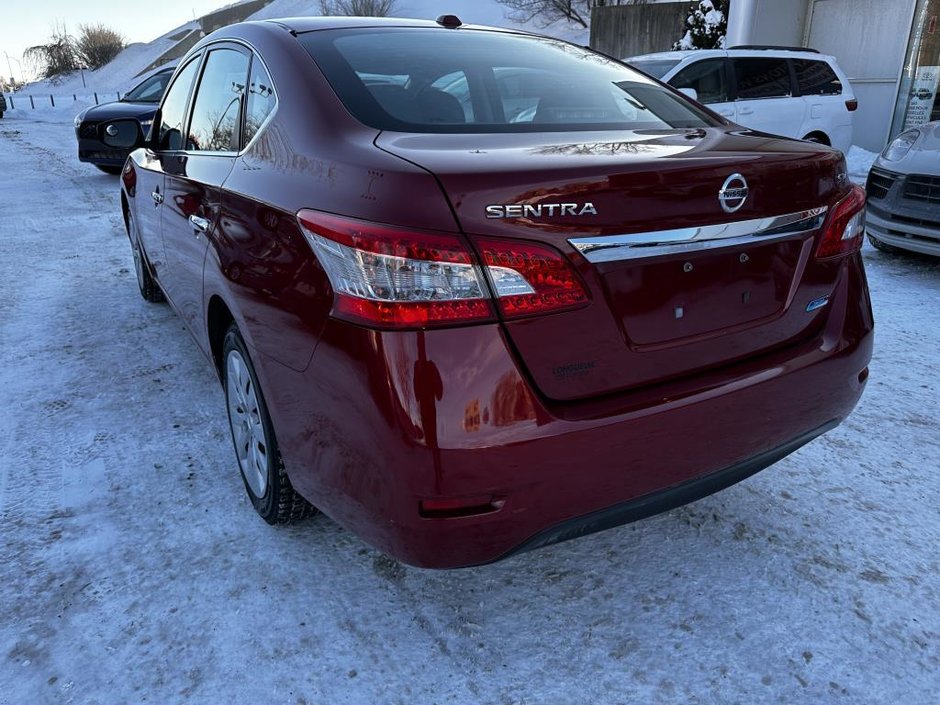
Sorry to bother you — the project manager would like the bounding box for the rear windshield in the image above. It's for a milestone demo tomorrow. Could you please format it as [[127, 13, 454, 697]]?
[[627, 59, 682, 79], [299, 29, 720, 133]]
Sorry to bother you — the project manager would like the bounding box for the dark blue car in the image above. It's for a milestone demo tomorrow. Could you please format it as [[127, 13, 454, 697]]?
[[74, 67, 174, 174]]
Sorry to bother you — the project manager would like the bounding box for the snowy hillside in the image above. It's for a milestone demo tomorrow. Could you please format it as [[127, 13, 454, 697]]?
[[14, 0, 589, 97], [15, 21, 200, 97]]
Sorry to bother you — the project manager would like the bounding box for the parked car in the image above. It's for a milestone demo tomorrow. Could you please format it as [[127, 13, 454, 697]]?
[[866, 121, 940, 257], [120, 17, 873, 568], [74, 67, 174, 174], [627, 47, 856, 153], [0, 91, 6, 118]]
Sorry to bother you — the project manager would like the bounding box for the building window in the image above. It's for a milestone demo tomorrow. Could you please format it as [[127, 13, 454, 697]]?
[[892, 0, 940, 136]]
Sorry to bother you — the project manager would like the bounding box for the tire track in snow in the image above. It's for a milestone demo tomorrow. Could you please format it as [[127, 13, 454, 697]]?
[[0, 121, 133, 541]]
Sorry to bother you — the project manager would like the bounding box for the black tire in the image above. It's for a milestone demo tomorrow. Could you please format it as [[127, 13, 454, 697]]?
[[868, 233, 900, 254], [222, 325, 316, 524], [96, 164, 123, 175], [127, 211, 165, 303], [803, 135, 825, 144]]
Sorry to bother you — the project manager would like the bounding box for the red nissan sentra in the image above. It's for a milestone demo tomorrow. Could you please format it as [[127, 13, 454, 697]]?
[[120, 16, 873, 568]]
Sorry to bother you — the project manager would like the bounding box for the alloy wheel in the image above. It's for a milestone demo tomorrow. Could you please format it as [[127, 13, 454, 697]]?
[[225, 349, 269, 498]]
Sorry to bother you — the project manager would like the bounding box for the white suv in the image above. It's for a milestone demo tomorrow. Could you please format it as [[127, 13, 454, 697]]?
[[626, 47, 856, 153]]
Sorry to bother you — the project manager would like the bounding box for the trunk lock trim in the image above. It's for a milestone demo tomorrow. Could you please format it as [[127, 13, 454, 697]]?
[[569, 207, 828, 263]]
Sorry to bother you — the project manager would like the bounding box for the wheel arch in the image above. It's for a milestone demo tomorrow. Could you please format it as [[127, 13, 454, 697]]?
[[802, 130, 831, 146], [121, 190, 130, 233], [207, 295, 235, 378]]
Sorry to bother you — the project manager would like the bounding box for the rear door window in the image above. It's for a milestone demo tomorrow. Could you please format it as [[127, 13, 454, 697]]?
[[731, 57, 792, 99], [669, 59, 730, 105], [187, 48, 249, 153], [792, 59, 842, 96]]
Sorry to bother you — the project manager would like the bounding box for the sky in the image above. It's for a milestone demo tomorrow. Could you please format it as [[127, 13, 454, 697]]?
[[0, 1, 226, 81]]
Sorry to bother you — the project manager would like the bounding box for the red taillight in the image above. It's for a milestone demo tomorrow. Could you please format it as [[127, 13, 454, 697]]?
[[121, 160, 136, 194], [816, 185, 867, 260], [477, 238, 589, 319], [845, 99, 858, 112], [297, 210, 495, 329], [298, 210, 591, 329]]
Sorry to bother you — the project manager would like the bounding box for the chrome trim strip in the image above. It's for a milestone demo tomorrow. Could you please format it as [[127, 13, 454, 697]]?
[[568, 207, 829, 263]]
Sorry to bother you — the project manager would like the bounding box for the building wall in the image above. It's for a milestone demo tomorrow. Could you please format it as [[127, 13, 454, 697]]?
[[805, 0, 914, 150], [726, 0, 810, 47], [729, 0, 916, 151], [590, 3, 690, 59]]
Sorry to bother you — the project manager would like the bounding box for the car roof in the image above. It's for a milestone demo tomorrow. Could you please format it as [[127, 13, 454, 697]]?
[[259, 15, 523, 35], [628, 48, 839, 63]]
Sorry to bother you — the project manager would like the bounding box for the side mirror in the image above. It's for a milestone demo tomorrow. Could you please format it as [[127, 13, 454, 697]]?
[[143, 108, 161, 150], [677, 87, 699, 102]]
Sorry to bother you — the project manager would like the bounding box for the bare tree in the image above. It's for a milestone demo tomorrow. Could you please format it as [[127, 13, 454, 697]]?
[[75, 24, 125, 70], [24, 24, 77, 80], [495, 0, 632, 29], [319, 0, 398, 16]]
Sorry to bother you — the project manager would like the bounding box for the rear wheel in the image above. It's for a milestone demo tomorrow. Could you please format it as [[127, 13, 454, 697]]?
[[222, 325, 315, 524], [96, 164, 123, 175], [127, 211, 164, 303]]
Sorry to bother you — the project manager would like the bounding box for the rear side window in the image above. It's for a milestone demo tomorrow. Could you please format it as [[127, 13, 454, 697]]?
[[244, 59, 276, 145], [187, 48, 249, 152], [669, 59, 730, 104], [732, 58, 792, 99], [792, 59, 842, 96], [300, 28, 721, 133], [158, 58, 200, 150]]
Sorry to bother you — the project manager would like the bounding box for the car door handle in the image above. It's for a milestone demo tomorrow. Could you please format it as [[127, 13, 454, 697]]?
[[151, 190, 163, 205], [189, 215, 210, 233]]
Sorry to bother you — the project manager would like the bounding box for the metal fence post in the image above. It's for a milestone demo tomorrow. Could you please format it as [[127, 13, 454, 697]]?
[[94, 93, 98, 105], [73, 94, 76, 101], [8, 97, 13, 109], [50, 94, 54, 107], [29, 95, 34, 109]]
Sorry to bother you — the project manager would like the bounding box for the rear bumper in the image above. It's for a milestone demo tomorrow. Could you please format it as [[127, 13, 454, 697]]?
[[505, 419, 838, 560], [256, 254, 873, 568]]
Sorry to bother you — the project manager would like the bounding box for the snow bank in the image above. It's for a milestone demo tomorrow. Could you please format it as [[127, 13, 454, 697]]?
[[846, 145, 878, 184]]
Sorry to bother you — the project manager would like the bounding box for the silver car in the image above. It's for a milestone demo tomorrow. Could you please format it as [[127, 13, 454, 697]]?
[[866, 122, 940, 257]]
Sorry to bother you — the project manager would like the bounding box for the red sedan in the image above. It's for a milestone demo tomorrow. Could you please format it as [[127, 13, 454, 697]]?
[[120, 16, 873, 568]]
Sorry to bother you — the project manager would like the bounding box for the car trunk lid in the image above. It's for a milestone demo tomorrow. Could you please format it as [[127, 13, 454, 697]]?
[[376, 127, 848, 400]]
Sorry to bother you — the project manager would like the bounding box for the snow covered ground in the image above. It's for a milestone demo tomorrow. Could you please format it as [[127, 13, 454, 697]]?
[[847, 145, 878, 185], [1, 112, 939, 705]]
